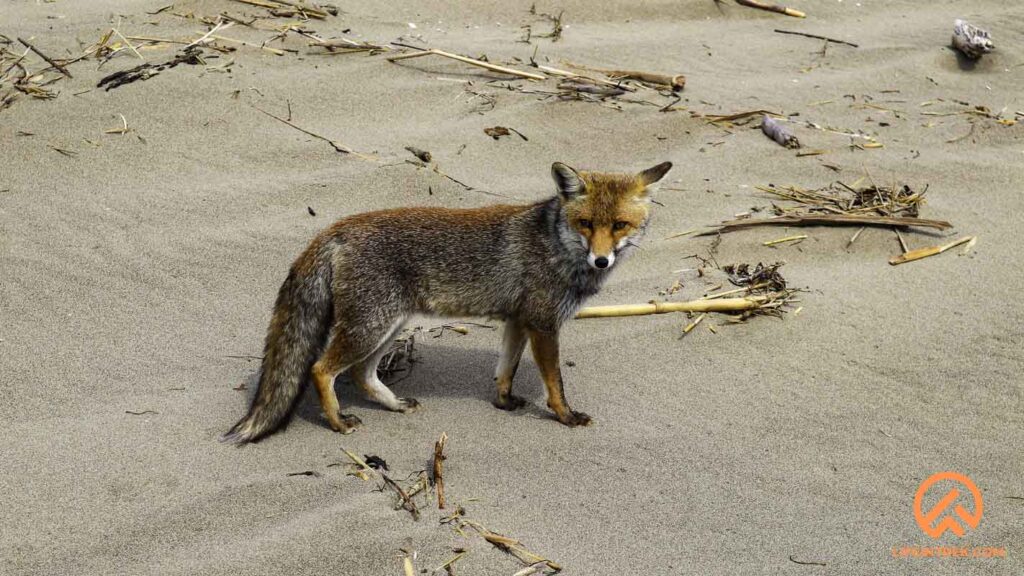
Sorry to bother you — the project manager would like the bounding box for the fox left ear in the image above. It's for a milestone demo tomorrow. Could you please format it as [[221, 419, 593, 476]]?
[[552, 162, 585, 200], [639, 161, 673, 187]]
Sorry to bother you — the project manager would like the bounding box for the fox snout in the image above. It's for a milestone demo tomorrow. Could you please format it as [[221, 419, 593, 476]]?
[[587, 251, 614, 270], [584, 227, 619, 270]]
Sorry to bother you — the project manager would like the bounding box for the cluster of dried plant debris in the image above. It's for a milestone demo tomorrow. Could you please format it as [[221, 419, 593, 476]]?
[[336, 436, 561, 575]]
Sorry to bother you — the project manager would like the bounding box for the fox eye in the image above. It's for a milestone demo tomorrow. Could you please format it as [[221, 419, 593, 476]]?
[[613, 221, 629, 231], [578, 219, 593, 229]]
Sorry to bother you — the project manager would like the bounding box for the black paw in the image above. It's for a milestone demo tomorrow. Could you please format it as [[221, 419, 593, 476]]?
[[397, 398, 420, 413], [557, 410, 592, 427], [331, 413, 362, 434]]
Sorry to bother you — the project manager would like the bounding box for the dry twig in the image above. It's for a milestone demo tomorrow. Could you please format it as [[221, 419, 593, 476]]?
[[774, 29, 857, 47], [388, 47, 545, 81], [17, 37, 73, 78]]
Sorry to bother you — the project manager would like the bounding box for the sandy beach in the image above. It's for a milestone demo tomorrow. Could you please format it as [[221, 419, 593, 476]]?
[[2, 0, 1022, 574]]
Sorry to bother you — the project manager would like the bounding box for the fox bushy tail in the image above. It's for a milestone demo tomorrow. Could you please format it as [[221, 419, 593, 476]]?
[[221, 261, 333, 444]]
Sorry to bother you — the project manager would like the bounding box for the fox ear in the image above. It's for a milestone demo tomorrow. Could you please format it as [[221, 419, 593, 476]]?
[[552, 162, 584, 200], [639, 161, 673, 187]]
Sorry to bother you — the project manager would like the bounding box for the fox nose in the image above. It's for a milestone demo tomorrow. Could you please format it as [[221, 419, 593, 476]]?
[[594, 257, 609, 269]]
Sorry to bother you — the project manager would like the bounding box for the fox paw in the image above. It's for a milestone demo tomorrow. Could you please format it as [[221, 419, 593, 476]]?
[[493, 394, 527, 411], [397, 398, 420, 413], [557, 410, 592, 427], [329, 413, 362, 434]]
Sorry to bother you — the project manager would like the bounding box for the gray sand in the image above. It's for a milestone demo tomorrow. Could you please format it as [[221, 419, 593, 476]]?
[[1, 1, 1022, 574]]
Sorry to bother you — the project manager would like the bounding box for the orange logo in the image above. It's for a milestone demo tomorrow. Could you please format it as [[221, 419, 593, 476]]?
[[914, 472, 983, 539]]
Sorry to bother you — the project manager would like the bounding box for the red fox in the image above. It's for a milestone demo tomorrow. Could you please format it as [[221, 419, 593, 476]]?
[[223, 161, 672, 443]]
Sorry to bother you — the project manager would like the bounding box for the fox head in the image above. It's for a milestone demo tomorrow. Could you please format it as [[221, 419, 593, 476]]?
[[552, 161, 672, 270]]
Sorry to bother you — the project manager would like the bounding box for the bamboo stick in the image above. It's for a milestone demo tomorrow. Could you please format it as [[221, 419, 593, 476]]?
[[682, 313, 707, 335], [889, 235, 975, 266], [576, 295, 774, 319], [736, 0, 805, 18], [387, 48, 546, 81]]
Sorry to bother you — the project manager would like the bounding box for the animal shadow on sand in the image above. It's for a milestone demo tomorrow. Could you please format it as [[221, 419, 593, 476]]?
[[233, 343, 554, 433]]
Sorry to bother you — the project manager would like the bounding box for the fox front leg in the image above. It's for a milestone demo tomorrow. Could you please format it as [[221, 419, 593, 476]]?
[[527, 328, 591, 427], [493, 320, 529, 411]]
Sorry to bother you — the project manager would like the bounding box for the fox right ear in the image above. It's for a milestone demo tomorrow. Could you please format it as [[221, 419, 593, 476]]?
[[552, 162, 584, 200]]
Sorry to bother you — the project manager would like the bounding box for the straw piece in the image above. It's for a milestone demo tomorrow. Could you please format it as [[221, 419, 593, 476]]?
[[889, 235, 975, 265]]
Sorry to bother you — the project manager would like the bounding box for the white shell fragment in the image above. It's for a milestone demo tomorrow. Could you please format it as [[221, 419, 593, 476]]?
[[952, 19, 993, 59], [762, 115, 800, 149]]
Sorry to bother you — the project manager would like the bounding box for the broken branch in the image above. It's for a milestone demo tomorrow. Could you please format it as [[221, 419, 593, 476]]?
[[701, 214, 952, 235], [17, 37, 72, 78], [387, 48, 545, 81]]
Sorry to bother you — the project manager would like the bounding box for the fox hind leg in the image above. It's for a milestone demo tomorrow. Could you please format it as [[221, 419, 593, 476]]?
[[312, 353, 361, 434], [312, 317, 405, 433], [493, 320, 529, 411], [353, 321, 420, 413]]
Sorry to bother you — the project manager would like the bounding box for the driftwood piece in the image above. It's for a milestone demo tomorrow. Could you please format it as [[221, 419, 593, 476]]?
[[762, 115, 800, 148], [889, 235, 975, 265], [735, 0, 805, 18], [576, 295, 777, 319], [387, 47, 546, 81], [564, 61, 684, 91], [432, 432, 448, 509], [952, 19, 993, 59], [700, 214, 952, 235]]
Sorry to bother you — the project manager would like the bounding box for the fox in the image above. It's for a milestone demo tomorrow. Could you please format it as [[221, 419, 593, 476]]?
[[222, 161, 672, 444]]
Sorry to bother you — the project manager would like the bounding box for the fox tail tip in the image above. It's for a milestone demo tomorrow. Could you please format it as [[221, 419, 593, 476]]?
[[219, 420, 260, 445]]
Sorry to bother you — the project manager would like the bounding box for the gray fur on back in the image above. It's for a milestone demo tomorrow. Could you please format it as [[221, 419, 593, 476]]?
[[326, 197, 631, 332]]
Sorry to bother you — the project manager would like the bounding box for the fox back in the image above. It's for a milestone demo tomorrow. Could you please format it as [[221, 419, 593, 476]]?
[[316, 161, 672, 330]]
